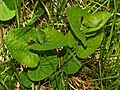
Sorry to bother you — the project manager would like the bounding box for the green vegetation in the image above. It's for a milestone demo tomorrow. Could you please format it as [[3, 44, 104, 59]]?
[[0, 0, 120, 89]]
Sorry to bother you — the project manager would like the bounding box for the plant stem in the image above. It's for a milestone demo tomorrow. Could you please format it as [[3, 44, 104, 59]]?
[[0, 78, 9, 90], [40, 0, 51, 20], [106, 0, 117, 53], [15, 0, 21, 28], [107, 0, 110, 11]]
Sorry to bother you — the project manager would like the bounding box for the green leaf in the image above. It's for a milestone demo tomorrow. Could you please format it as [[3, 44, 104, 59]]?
[[82, 14, 102, 28], [20, 72, 32, 88], [81, 12, 111, 33], [4, 76, 16, 90], [5, 27, 39, 67], [28, 28, 67, 51], [36, 29, 46, 44], [65, 31, 78, 48], [63, 57, 82, 74], [0, 87, 5, 90], [0, 73, 16, 90], [25, 9, 44, 26], [0, 0, 15, 21], [50, 72, 61, 89], [27, 51, 58, 81], [75, 31, 104, 58], [66, 6, 89, 46]]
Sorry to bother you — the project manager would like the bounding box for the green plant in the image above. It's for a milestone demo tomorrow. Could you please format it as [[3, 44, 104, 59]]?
[[0, 0, 119, 89], [0, 0, 15, 21]]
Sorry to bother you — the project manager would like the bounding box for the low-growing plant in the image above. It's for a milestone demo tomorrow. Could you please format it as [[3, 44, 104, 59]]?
[[0, 0, 119, 89]]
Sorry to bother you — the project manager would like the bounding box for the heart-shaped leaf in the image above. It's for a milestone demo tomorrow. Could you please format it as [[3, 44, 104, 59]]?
[[28, 28, 67, 51], [75, 31, 104, 58], [63, 57, 82, 74], [65, 31, 78, 48], [81, 12, 111, 33], [0, 0, 15, 21], [5, 27, 39, 67], [27, 51, 58, 81], [66, 6, 89, 46], [20, 72, 32, 88]]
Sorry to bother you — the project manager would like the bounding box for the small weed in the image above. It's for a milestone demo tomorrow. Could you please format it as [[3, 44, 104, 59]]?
[[0, 0, 119, 90]]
